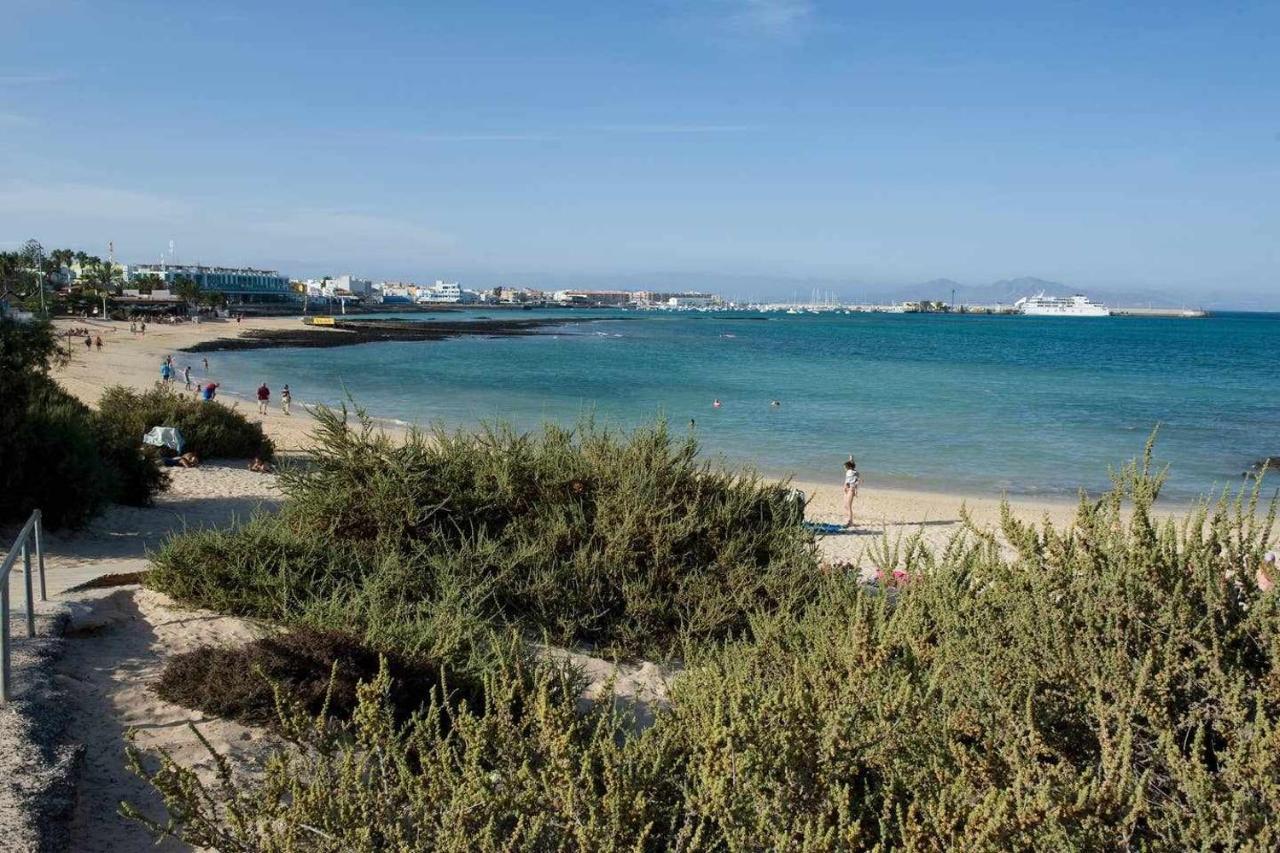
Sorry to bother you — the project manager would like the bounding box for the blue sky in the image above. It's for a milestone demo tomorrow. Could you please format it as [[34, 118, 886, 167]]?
[[1, 0, 1276, 303]]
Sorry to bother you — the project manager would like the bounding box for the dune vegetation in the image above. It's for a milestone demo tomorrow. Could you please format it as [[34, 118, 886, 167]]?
[[134, 412, 1280, 851], [2, 317, 163, 526], [147, 405, 817, 660], [97, 384, 274, 462]]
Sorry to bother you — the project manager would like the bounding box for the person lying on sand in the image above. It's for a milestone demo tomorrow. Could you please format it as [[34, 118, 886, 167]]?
[[249, 456, 274, 474], [163, 452, 201, 468]]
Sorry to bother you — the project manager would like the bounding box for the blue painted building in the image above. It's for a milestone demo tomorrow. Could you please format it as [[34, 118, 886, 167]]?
[[128, 263, 294, 304]]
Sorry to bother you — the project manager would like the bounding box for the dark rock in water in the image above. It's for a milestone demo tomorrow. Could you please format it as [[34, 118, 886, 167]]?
[[181, 316, 622, 353], [1247, 457, 1280, 475]]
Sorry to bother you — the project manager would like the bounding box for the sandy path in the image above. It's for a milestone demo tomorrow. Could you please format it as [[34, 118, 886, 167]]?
[[56, 587, 278, 852], [17, 463, 281, 600]]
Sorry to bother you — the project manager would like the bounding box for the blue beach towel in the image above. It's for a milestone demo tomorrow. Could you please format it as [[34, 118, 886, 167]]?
[[803, 521, 846, 535]]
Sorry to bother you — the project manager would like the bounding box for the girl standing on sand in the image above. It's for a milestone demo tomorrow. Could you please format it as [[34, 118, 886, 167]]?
[[280, 384, 292, 415], [843, 456, 860, 528]]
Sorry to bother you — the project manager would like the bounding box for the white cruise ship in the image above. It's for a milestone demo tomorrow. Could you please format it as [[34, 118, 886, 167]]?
[[1014, 293, 1110, 317]]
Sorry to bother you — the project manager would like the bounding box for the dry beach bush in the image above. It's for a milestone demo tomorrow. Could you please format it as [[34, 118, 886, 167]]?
[[153, 626, 485, 729], [134, 422, 1280, 850]]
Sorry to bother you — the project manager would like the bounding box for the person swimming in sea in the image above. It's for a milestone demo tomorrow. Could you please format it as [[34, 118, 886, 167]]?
[[712, 399, 722, 408], [770, 399, 780, 407]]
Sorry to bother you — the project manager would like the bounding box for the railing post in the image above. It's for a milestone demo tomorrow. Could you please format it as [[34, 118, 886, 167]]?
[[1, 574, 10, 703], [22, 544, 35, 638], [34, 510, 46, 602]]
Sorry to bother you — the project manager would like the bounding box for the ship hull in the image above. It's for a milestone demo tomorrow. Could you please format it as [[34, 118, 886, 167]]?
[[1020, 306, 1110, 317]]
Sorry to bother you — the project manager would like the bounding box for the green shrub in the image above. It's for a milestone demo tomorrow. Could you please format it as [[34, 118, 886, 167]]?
[[97, 384, 273, 461], [131, 447, 1280, 850], [0, 318, 168, 526], [149, 405, 819, 657], [16, 384, 115, 527]]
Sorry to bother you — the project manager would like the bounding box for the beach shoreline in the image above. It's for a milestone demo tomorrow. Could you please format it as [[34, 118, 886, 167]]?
[[48, 315, 1235, 558]]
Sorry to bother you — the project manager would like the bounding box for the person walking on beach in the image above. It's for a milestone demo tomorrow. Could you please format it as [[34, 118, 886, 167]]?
[[202, 356, 209, 372], [160, 361, 171, 383], [94, 335, 103, 352], [843, 456, 860, 529], [280, 384, 292, 416], [183, 365, 192, 389], [256, 382, 270, 415], [84, 334, 92, 350]]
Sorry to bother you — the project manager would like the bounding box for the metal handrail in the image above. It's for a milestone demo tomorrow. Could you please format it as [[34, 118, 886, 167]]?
[[0, 509, 47, 703]]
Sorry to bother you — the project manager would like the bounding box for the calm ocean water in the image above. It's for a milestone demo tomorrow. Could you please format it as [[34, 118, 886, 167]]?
[[211, 310, 1280, 502]]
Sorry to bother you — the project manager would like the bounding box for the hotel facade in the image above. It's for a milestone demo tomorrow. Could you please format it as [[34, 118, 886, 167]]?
[[127, 263, 294, 303]]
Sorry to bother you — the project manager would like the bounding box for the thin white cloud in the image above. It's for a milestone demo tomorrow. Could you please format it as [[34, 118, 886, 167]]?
[[729, 0, 813, 36], [676, 0, 814, 41], [0, 181, 192, 220], [415, 131, 559, 142], [0, 183, 457, 270], [415, 124, 755, 142], [252, 209, 457, 254], [592, 123, 756, 134], [0, 112, 36, 126], [0, 72, 70, 85]]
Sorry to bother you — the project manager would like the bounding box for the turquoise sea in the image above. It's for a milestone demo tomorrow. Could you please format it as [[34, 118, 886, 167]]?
[[210, 310, 1280, 502]]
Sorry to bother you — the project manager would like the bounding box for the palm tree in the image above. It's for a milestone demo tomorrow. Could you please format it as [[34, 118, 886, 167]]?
[[84, 259, 123, 318], [48, 248, 75, 284], [0, 251, 22, 314], [20, 239, 47, 314], [173, 274, 202, 312]]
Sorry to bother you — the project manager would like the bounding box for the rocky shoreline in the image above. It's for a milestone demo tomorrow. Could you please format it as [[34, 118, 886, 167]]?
[[180, 316, 613, 353]]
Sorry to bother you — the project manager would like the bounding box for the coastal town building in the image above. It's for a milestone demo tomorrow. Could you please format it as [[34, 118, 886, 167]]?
[[631, 290, 720, 308], [327, 275, 373, 297], [552, 289, 632, 307], [127, 263, 293, 304], [413, 280, 485, 304], [371, 282, 420, 303], [416, 281, 464, 304], [300, 275, 374, 302], [494, 286, 545, 304]]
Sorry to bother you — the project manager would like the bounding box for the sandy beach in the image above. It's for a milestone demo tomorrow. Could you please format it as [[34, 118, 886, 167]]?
[[49, 315, 1090, 560]]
